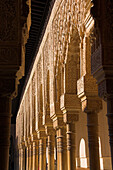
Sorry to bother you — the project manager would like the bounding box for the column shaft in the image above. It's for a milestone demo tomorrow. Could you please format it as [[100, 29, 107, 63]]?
[[26, 147, 29, 170], [21, 147, 25, 170], [19, 149, 21, 170], [87, 112, 100, 170], [57, 128, 67, 170], [0, 97, 11, 170], [33, 141, 39, 170], [28, 144, 32, 170], [43, 138, 46, 170], [107, 98, 113, 169], [66, 124, 76, 170], [39, 139, 47, 170], [57, 130, 59, 170], [48, 135, 55, 170], [39, 139, 43, 170]]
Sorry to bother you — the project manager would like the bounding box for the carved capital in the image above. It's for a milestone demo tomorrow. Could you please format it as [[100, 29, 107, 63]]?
[[77, 75, 98, 98], [60, 93, 80, 123], [45, 126, 55, 136], [37, 130, 47, 140], [82, 96, 102, 113]]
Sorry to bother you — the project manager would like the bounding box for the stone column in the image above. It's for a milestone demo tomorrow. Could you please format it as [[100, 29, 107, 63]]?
[[21, 145, 25, 170], [32, 141, 39, 170], [39, 138, 46, 170], [43, 138, 47, 170], [47, 135, 55, 170], [56, 130, 59, 170], [66, 123, 76, 170], [86, 111, 100, 170], [28, 143, 33, 170], [39, 139, 43, 170], [19, 147, 21, 170], [0, 97, 11, 170], [106, 97, 113, 168], [26, 146, 29, 170], [57, 128, 67, 170]]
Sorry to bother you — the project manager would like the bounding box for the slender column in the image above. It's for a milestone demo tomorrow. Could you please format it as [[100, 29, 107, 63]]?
[[0, 97, 11, 170], [87, 112, 100, 170], [106, 97, 113, 169], [26, 146, 29, 170], [48, 135, 55, 170], [28, 144, 32, 170], [19, 148, 21, 170], [23, 147, 25, 170], [21, 146, 25, 170], [56, 130, 60, 170], [33, 141, 39, 170], [39, 138, 46, 170], [31, 144, 33, 170], [66, 123, 76, 170], [39, 139, 42, 170], [43, 138, 47, 170], [57, 128, 67, 170]]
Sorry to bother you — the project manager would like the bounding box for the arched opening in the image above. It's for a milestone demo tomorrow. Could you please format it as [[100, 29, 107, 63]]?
[[99, 137, 104, 170], [79, 138, 87, 168]]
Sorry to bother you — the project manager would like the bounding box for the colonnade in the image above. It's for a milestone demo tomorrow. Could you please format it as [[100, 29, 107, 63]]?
[[16, 0, 113, 170]]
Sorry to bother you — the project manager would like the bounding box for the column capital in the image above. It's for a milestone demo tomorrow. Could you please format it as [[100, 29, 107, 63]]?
[[77, 75, 102, 113], [37, 130, 47, 140], [60, 93, 80, 123], [45, 126, 55, 136], [31, 133, 38, 142]]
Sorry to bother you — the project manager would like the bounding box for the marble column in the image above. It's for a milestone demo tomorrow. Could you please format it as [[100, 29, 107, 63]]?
[[0, 97, 11, 170], [57, 128, 67, 170], [39, 138, 46, 170], [33, 141, 39, 170], [39, 139, 43, 170], [21, 145, 25, 170], [19, 147, 21, 170], [28, 144, 33, 170], [47, 135, 55, 170], [106, 97, 113, 169], [26, 146, 29, 170], [66, 123, 76, 170], [56, 130, 59, 170], [87, 111, 100, 170]]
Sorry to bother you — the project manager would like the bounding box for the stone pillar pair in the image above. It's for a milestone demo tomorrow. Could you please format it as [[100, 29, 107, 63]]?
[[56, 128, 67, 170], [46, 129, 55, 170], [38, 134, 55, 170], [32, 141, 39, 170], [56, 125, 76, 170], [37, 130, 47, 170], [26, 137, 39, 170], [39, 138, 46, 170]]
